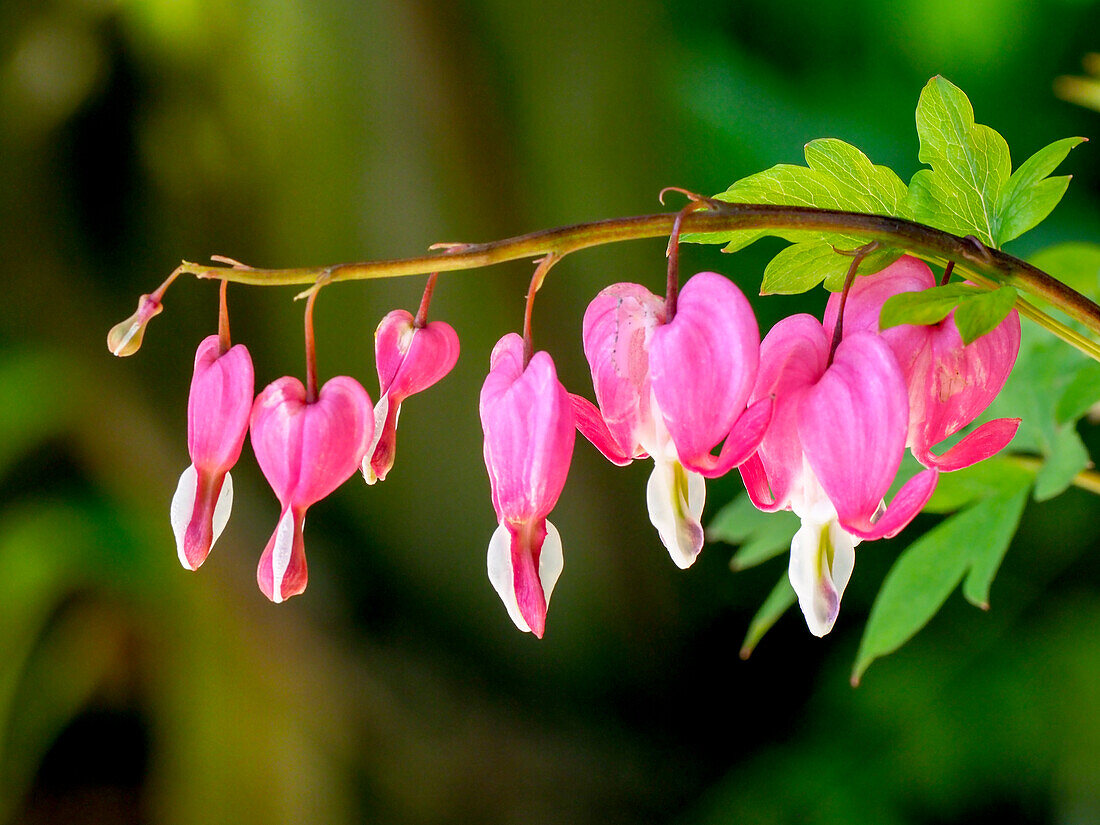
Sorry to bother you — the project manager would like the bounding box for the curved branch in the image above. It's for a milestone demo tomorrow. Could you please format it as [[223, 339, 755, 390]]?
[[172, 204, 1100, 356]]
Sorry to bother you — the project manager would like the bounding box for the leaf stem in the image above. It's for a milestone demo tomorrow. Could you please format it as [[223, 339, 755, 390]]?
[[167, 205, 1100, 359], [1009, 454, 1100, 496]]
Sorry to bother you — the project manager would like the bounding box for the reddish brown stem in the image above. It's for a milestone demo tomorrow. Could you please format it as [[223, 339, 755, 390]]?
[[304, 289, 319, 403], [217, 280, 231, 355], [414, 272, 439, 328]]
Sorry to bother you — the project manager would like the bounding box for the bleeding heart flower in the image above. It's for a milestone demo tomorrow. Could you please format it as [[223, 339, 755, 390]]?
[[170, 335, 255, 571], [823, 255, 1021, 471], [572, 273, 771, 568], [250, 375, 373, 603], [480, 333, 575, 638], [363, 309, 460, 484], [740, 314, 938, 636]]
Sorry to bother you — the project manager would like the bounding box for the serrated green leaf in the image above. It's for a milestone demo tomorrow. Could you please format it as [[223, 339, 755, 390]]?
[[740, 573, 796, 660], [878, 283, 1015, 343], [708, 492, 799, 571], [689, 138, 908, 252], [1033, 425, 1089, 501], [923, 457, 1034, 513], [908, 76, 1011, 247], [953, 286, 1017, 344], [760, 242, 847, 295], [996, 137, 1085, 244], [853, 485, 1029, 684], [1028, 242, 1100, 302], [879, 284, 979, 329], [1055, 361, 1100, 424]]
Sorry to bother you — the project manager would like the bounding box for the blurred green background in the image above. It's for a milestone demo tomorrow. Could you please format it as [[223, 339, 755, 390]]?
[[2, 0, 1100, 822]]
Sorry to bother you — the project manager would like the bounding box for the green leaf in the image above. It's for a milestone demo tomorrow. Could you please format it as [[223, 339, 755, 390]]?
[[907, 76, 1011, 247], [953, 286, 1017, 344], [923, 457, 1034, 514], [879, 283, 978, 329], [1055, 361, 1100, 424], [740, 574, 796, 660], [853, 484, 1029, 684], [708, 492, 799, 571], [878, 283, 1016, 343], [960, 488, 1031, 610], [997, 137, 1085, 244], [1033, 425, 1089, 501], [760, 242, 848, 295], [690, 138, 908, 258]]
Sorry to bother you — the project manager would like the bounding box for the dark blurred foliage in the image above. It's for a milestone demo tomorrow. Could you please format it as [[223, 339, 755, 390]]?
[[1, 0, 1100, 822]]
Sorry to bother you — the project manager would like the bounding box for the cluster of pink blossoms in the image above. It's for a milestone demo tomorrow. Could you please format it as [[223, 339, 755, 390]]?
[[166, 254, 1020, 640], [171, 306, 459, 602], [484, 255, 1020, 639]]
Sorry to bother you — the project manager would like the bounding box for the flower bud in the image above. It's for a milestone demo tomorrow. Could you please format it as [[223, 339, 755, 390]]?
[[107, 294, 163, 357]]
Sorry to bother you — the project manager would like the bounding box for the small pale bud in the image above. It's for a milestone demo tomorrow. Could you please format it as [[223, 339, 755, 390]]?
[[108, 294, 163, 356]]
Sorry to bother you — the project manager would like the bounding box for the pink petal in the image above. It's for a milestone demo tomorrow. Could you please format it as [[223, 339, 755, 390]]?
[[250, 376, 374, 508], [187, 335, 255, 475], [250, 377, 309, 506], [798, 332, 909, 528], [480, 335, 575, 523], [649, 272, 760, 468], [581, 282, 665, 458], [738, 452, 784, 512], [846, 468, 939, 540], [918, 417, 1021, 472], [905, 311, 1021, 462], [570, 393, 637, 466], [823, 255, 936, 342], [749, 314, 831, 510], [375, 311, 460, 401], [682, 395, 773, 478]]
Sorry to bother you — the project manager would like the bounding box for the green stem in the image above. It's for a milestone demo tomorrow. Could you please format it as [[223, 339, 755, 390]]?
[[1009, 454, 1100, 497], [171, 204, 1100, 360]]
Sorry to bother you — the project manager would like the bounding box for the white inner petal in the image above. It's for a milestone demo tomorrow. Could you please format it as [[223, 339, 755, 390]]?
[[789, 516, 859, 637], [270, 507, 297, 605], [645, 455, 706, 569], [210, 471, 234, 552], [540, 520, 564, 607], [486, 522, 530, 633], [362, 394, 391, 485], [170, 463, 198, 570]]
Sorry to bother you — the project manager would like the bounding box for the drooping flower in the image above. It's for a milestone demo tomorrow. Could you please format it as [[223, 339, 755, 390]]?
[[823, 255, 1021, 471], [363, 309, 460, 484], [740, 314, 938, 636], [571, 273, 771, 568], [480, 333, 575, 638], [250, 376, 373, 603], [170, 334, 255, 571]]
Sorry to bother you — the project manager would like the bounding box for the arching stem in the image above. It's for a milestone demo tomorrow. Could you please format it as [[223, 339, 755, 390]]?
[[828, 241, 880, 364], [148, 205, 1100, 360], [523, 254, 560, 366], [414, 272, 439, 329], [217, 280, 231, 355], [304, 288, 320, 403]]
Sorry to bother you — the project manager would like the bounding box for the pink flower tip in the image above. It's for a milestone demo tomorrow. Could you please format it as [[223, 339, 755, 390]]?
[[480, 334, 574, 635], [170, 335, 254, 571], [363, 310, 459, 484]]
